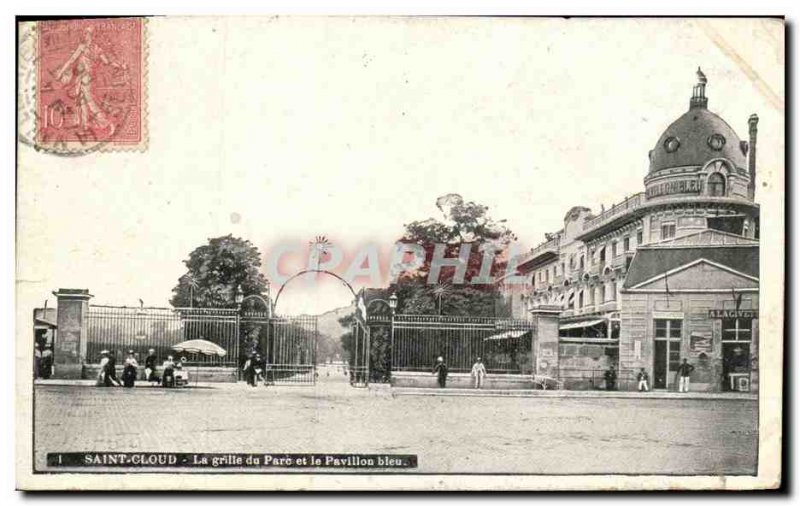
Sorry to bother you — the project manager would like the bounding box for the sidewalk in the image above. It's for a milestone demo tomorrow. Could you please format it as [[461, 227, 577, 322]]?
[[390, 387, 757, 401]]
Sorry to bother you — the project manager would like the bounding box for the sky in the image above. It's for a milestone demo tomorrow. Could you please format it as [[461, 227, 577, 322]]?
[[17, 17, 784, 316]]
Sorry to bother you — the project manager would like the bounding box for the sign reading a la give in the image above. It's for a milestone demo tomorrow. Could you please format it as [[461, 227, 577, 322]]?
[[708, 309, 759, 319]]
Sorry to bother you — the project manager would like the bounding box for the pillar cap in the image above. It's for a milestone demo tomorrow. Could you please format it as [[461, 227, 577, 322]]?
[[529, 305, 562, 316], [52, 288, 93, 300]]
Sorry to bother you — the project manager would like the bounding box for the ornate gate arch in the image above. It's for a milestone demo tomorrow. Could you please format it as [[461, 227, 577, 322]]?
[[265, 269, 368, 387]]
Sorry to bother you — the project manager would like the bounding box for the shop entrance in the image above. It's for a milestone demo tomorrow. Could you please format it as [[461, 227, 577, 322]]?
[[653, 318, 682, 390], [721, 342, 751, 391], [720, 317, 753, 392]]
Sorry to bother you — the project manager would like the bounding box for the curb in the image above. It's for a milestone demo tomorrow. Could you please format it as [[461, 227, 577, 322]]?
[[390, 388, 757, 401]]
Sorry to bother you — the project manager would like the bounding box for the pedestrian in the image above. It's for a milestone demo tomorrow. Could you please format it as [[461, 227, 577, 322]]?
[[144, 348, 158, 384], [40, 346, 54, 379], [433, 356, 448, 388], [470, 357, 487, 389], [675, 358, 695, 393], [604, 365, 617, 391], [637, 367, 650, 392], [253, 353, 265, 385], [33, 342, 42, 380], [161, 355, 176, 387], [122, 350, 138, 388], [105, 350, 122, 387], [242, 353, 255, 387], [97, 350, 110, 386]]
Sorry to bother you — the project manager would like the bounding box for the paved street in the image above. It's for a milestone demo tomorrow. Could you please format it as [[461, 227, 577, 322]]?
[[33, 379, 758, 475]]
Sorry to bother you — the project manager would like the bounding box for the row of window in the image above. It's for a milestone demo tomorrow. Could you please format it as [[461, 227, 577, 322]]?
[[534, 229, 644, 286], [654, 317, 752, 341]]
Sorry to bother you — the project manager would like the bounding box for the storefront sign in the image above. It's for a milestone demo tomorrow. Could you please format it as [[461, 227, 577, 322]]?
[[646, 178, 702, 198], [689, 332, 712, 354], [708, 309, 758, 319]]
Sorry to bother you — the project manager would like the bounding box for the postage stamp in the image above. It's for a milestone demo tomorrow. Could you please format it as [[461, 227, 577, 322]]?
[[29, 18, 146, 154]]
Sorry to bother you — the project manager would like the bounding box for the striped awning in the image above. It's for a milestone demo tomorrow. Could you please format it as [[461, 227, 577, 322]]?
[[559, 319, 606, 331], [484, 330, 528, 341]]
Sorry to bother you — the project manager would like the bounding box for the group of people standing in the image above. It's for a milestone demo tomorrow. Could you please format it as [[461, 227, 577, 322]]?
[[606, 359, 695, 392], [431, 356, 488, 389], [242, 352, 269, 387], [96, 349, 184, 388], [33, 343, 54, 380]]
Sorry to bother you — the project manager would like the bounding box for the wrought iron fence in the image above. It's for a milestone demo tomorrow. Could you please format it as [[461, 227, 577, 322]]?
[[85, 305, 239, 367], [349, 318, 369, 387], [260, 314, 318, 385], [391, 315, 535, 374]]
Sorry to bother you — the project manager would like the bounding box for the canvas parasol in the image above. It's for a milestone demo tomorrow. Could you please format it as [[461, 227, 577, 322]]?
[[171, 339, 227, 385]]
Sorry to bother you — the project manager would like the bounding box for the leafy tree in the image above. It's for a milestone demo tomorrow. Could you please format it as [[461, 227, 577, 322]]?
[[395, 194, 516, 317], [170, 234, 269, 309], [170, 235, 270, 367]]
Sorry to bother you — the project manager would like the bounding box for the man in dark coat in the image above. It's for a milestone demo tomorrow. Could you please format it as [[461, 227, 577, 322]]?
[[433, 356, 448, 388], [144, 349, 158, 384], [243, 353, 256, 387], [105, 350, 121, 387], [604, 365, 617, 391], [676, 358, 695, 393]]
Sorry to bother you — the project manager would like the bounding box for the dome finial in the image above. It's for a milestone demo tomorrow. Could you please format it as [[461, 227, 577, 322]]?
[[696, 67, 707, 84], [690, 67, 708, 109]]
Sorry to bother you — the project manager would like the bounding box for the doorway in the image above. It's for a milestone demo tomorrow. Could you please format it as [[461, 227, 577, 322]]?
[[653, 339, 681, 389], [721, 342, 751, 391], [653, 318, 683, 390]]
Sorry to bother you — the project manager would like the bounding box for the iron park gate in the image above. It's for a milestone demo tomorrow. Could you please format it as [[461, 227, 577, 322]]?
[[241, 311, 318, 385], [349, 316, 370, 387]]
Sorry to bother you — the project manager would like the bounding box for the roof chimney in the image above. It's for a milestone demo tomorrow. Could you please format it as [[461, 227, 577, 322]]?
[[748, 113, 759, 199], [690, 67, 708, 109]]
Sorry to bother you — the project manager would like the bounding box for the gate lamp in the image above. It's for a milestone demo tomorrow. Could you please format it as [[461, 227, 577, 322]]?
[[234, 285, 244, 306], [388, 293, 398, 314]]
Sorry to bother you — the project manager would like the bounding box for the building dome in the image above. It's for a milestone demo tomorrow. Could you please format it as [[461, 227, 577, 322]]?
[[648, 69, 748, 175]]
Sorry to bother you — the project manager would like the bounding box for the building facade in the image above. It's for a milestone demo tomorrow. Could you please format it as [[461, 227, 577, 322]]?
[[501, 69, 760, 392]]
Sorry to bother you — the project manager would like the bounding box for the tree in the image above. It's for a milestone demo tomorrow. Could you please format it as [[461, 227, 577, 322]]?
[[395, 194, 516, 316], [170, 235, 269, 308]]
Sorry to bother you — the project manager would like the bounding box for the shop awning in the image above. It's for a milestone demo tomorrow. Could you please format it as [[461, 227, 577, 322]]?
[[559, 319, 606, 331], [484, 330, 528, 341], [34, 317, 57, 329]]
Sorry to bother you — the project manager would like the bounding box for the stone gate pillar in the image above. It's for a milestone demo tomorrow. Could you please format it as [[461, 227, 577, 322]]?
[[52, 289, 93, 379], [530, 306, 561, 379]]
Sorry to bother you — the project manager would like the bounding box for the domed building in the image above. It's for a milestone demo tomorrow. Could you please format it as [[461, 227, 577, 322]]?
[[501, 69, 760, 393]]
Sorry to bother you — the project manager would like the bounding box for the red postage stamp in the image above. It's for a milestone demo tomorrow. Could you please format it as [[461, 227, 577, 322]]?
[[35, 18, 146, 153]]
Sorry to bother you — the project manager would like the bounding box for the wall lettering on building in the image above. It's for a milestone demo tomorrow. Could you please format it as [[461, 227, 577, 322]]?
[[708, 309, 758, 319], [646, 178, 702, 198]]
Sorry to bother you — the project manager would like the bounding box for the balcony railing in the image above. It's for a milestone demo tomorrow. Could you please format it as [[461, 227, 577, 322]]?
[[583, 192, 645, 231], [523, 235, 561, 263]]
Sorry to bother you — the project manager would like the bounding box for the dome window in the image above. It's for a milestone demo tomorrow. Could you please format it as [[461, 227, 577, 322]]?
[[663, 136, 681, 153], [707, 133, 727, 151], [707, 172, 726, 197]]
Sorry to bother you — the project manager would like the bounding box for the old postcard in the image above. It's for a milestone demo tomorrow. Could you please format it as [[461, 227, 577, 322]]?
[[15, 16, 784, 491]]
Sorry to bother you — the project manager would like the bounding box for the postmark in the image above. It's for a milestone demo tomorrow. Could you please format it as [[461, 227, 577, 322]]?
[[20, 18, 147, 155]]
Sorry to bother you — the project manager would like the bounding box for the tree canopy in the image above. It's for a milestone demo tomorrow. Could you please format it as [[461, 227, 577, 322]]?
[[395, 194, 516, 317], [170, 234, 269, 309]]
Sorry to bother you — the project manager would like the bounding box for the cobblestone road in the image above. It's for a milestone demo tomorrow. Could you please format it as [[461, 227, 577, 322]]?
[[33, 381, 758, 474]]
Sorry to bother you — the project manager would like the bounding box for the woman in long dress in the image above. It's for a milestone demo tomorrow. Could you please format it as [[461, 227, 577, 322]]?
[[122, 350, 138, 388]]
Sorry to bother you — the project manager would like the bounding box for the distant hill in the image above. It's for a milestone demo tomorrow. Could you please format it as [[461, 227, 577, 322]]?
[[315, 304, 354, 363]]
